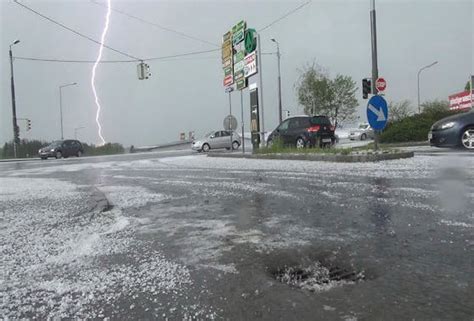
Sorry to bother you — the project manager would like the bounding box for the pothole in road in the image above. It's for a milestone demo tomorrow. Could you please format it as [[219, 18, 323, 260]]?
[[272, 261, 365, 292]]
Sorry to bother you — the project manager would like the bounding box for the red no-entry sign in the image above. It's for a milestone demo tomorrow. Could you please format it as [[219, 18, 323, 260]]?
[[376, 77, 387, 92]]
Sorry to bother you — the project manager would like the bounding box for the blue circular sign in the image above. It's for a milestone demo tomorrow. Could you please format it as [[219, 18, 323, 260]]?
[[367, 95, 388, 131]]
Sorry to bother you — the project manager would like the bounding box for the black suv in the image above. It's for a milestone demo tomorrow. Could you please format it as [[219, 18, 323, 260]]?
[[39, 140, 84, 159], [267, 115, 336, 148]]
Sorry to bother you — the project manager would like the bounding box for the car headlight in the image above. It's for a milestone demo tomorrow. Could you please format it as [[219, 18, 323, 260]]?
[[50, 149, 55, 152], [441, 122, 455, 130]]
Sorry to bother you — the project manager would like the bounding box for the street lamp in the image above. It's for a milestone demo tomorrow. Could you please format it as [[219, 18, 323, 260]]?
[[417, 61, 438, 113], [59, 82, 77, 139], [9, 39, 20, 158], [74, 126, 85, 140], [271, 38, 283, 123]]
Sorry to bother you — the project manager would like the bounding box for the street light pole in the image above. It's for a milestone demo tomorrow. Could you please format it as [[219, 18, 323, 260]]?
[[271, 39, 283, 124], [9, 40, 20, 158], [59, 82, 77, 140], [74, 126, 85, 140], [417, 61, 438, 113]]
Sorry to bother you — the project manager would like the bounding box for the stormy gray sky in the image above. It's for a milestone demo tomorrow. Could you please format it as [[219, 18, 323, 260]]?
[[1, 0, 473, 146]]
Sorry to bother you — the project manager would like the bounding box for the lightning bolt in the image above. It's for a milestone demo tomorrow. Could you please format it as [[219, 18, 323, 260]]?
[[91, 0, 111, 145]]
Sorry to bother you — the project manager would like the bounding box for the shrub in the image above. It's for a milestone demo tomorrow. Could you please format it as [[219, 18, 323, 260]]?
[[380, 100, 456, 143]]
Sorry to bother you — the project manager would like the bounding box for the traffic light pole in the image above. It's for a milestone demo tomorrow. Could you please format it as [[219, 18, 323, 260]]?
[[9, 46, 20, 158], [370, 0, 379, 151]]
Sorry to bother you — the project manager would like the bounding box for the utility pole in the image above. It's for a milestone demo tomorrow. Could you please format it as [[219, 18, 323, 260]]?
[[370, 0, 379, 151], [9, 40, 20, 158], [271, 39, 283, 123], [240, 90, 245, 153], [59, 82, 77, 140], [256, 32, 265, 146]]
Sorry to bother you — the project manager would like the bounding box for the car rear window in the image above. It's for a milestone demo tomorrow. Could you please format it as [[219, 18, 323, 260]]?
[[310, 116, 331, 125]]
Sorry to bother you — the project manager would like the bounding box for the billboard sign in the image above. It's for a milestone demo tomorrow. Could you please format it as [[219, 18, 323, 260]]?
[[449, 90, 473, 110], [244, 52, 257, 77], [224, 74, 234, 87]]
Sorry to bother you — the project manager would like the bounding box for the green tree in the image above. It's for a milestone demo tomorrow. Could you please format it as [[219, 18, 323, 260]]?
[[465, 81, 471, 92], [421, 100, 450, 115], [295, 63, 358, 127], [389, 100, 413, 122], [329, 75, 358, 127]]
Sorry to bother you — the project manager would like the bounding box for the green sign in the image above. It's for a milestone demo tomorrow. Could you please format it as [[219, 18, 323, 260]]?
[[234, 70, 244, 81], [232, 20, 246, 46], [234, 50, 245, 63], [232, 20, 246, 33], [236, 78, 247, 90], [245, 28, 257, 53], [224, 66, 232, 77]]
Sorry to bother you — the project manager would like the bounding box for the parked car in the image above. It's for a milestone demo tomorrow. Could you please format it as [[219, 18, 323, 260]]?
[[429, 109, 474, 150], [267, 115, 336, 148], [349, 123, 374, 141], [192, 130, 241, 152], [38, 140, 84, 159]]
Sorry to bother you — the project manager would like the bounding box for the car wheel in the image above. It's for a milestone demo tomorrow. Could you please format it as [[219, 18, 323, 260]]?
[[55, 151, 62, 159], [41, 157, 47, 160], [202, 144, 210, 152], [77, 150, 82, 157], [361, 133, 367, 141], [296, 137, 306, 149], [460, 127, 474, 150], [232, 141, 240, 150]]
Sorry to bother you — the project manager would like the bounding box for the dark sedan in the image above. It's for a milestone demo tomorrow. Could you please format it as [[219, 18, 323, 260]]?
[[39, 140, 84, 159], [267, 115, 336, 148], [429, 109, 474, 150]]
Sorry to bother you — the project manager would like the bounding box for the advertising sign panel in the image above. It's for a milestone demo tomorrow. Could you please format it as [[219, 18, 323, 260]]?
[[244, 52, 257, 77], [449, 91, 473, 110]]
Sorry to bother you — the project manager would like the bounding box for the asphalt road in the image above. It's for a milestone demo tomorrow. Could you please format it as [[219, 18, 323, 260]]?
[[1, 148, 473, 320]]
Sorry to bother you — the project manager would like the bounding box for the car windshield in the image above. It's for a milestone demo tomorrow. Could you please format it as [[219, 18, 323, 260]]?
[[359, 124, 368, 129], [47, 141, 62, 148], [205, 131, 215, 137]]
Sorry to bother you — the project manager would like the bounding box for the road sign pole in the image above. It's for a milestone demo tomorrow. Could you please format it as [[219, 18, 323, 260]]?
[[240, 90, 245, 154], [228, 91, 233, 151], [257, 32, 265, 147], [370, 0, 379, 150]]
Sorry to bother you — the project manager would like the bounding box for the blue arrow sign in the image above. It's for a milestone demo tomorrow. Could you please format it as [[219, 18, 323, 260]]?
[[367, 95, 388, 131]]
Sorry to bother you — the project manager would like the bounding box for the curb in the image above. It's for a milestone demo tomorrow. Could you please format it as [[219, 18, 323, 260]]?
[[207, 151, 414, 162]]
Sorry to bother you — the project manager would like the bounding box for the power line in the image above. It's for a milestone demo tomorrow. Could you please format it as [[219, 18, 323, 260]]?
[[90, 0, 219, 48], [258, 0, 311, 32], [14, 0, 141, 60], [13, 48, 220, 64]]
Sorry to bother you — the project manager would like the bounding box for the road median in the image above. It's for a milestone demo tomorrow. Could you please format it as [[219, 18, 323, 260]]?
[[207, 150, 414, 162]]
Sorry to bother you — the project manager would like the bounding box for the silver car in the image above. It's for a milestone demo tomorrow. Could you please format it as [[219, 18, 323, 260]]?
[[349, 123, 374, 141], [192, 130, 241, 152]]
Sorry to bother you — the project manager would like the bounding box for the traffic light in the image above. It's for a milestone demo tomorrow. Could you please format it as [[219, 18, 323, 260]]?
[[362, 78, 372, 99], [26, 119, 31, 131], [137, 62, 151, 80]]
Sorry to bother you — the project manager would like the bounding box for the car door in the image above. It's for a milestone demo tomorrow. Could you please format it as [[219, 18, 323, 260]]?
[[286, 118, 303, 144], [209, 131, 221, 149], [273, 119, 290, 144], [61, 141, 70, 157], [221, 131, 232, 149]]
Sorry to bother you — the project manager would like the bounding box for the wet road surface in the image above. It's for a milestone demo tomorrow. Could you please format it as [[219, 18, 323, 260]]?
[[1, 150, 473, 320]]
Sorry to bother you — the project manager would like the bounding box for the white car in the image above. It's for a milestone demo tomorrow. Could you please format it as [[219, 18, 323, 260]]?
[[349, 124, 374, 141], [192, 130, 241, 152]]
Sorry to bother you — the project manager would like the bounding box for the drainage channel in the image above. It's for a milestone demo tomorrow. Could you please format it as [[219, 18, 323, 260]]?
[[271, 261, 365, 292]]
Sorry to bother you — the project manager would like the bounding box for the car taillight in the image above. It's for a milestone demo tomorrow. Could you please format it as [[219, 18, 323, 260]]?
[[307, 125, 320, 132]]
